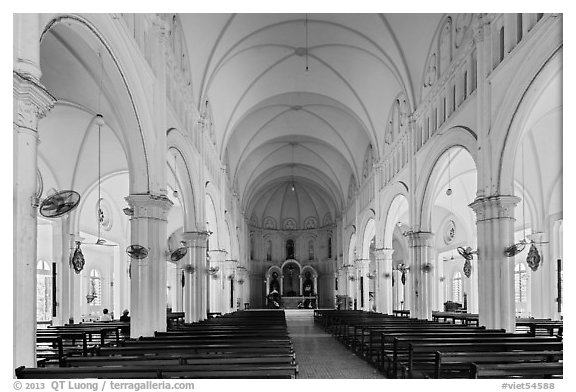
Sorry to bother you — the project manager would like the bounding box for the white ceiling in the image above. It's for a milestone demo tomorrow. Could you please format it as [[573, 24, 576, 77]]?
[[179, 13, 442, 215]]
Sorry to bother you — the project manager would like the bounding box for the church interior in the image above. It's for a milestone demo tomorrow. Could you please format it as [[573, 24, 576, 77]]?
[[13, 12, 564, 380]]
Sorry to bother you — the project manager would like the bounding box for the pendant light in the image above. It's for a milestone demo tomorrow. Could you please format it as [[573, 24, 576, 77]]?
[[305, 13, 309, 72], [172, 151, 179, 199], [446, 149, 453, 196], [291, 143, 295, 191], [94, 51, 114, 247]]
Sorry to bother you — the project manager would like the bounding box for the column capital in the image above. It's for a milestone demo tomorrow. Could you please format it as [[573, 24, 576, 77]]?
[[406, 231, 435, 247], [354, 258, 371, 268], [472, 13, 494, 44], [13, 71, 56, 132], [374, 247, 394, 260], [469, 195, 521, 222], [125, 193, 173, 221], [182, 230, 210, 246], [527, 231, 548, 244]]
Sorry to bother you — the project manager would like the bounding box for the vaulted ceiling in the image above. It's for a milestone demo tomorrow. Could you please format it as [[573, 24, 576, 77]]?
[[179, 13, 443, 219]]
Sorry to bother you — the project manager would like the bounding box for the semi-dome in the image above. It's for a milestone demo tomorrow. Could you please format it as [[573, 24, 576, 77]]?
[[248, 178, 335, 231]]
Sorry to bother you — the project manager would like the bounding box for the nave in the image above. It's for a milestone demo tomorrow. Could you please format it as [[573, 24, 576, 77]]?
[[16, 308, 562, 379], [13, 12, 564, 381]]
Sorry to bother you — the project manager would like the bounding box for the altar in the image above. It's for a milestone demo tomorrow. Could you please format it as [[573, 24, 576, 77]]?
[[282, 296, 317, 309]]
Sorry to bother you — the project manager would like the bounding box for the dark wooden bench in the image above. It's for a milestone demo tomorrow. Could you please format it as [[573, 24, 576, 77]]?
[[434, 350, 563, 378], [36, 331, 92, 357], [64, 352, 296, 367], [402, 340, 563, 379], [516, 320, 563, 337], [48, 325, 122, 345], [15, 364, 297, 379], [35, 336, 64, 366], [372, 329, 507, 371], [470, 362, 563, 379]]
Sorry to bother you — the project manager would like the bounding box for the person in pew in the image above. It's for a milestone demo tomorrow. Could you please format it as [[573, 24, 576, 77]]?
[[100, 308, 112, 322], [119, 309, 130, 322]]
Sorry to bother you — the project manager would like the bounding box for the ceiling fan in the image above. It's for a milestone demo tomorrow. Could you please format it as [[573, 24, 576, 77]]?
[[457, 246, 478, 278], [126, 244, 149, 260], [168, 241, 188, 262], [82, 115, 116, 247], [38, 190, 81, 218], [503, 142, 547, 271]]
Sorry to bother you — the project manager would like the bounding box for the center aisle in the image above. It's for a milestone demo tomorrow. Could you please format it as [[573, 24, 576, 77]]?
[[285, 309, 386, 379]]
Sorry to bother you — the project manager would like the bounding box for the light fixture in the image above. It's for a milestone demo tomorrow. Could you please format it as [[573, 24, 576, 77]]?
[[305, 13, 309, 72], [446, 149, 453, 196], [290, 143, 296, 191], [171, 151, 179, 199]]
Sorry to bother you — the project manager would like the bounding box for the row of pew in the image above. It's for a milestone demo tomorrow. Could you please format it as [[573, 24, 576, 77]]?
[[17, 310, 297, 379], [35, 322, 128, 366], [314, 310, 563, 379]]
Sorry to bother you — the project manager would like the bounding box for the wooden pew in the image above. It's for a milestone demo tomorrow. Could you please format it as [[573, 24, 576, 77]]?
[[35, 336, 64, 366], [372, 329, 507, 371], [63, 353, 296, 367], [402, 339, 563, 379], [16, 364, 298, 379], [49, 325, 122, 345], [434, 350, 563, 378], [36, 331, 92, 357], [470, 362, 563, 379]]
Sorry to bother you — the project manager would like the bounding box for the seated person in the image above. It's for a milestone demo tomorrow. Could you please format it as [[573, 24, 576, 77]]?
[[100, 308, 112, 322], [119, 309, 130, 322], [297, 301, 304, 309]]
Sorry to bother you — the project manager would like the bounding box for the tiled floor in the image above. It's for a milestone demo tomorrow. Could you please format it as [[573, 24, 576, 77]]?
[[286, 309, 386, 379]]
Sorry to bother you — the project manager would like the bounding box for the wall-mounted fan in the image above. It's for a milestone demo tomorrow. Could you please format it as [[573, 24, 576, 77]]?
[[170, 247, 188, 262], [126, 245, 149, 260], [422, 263, 433, 273], [504, 141, 547, 270], [457, 246, 477, 278], [457, 246, 477, 261], [168, 240, 188, 262], [39, 190, 81, 218], [183, 264, 195, 274], [504, 240, 527, 257]]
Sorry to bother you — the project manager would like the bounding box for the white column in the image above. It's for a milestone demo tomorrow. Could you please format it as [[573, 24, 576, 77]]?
[[208, 249, 226, 314], [299, 274, 303, 296], [180, 232, 202, 322], [126, 194, 173, 337], [470, 195, 520, 332], [527, 232, 553, 319], [356, 259, 371, 310], [174, 257, 184, 313], [54, 215, 74, 325], [374, 248, 394, 314], [192, 232, 209, 321], [313, 274, 318, 295], [406, 232, 436, 320], [236, 266, 247, 309], [13, 71, 55, 368], [223, 259, 238, 313]]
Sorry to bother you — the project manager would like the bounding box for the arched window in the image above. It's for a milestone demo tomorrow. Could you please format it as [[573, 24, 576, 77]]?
[[308, 240, 314, 260], [452, 272, 463, 303], [250, 236, 254, 260], [515, 263, 528, 303], [286, 239, 295, 260], [266, 240, 272, 261], [36, 260, 52, 322], [89, 269, 102, 307], [328, 237, 332, 259]]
